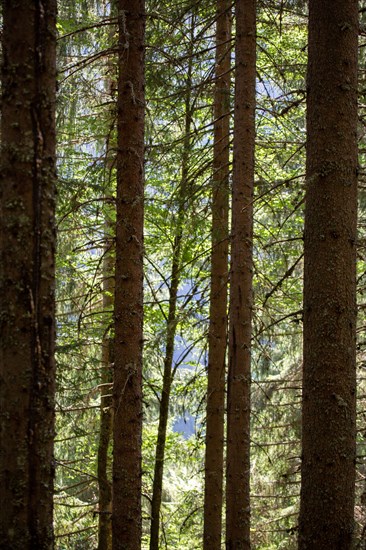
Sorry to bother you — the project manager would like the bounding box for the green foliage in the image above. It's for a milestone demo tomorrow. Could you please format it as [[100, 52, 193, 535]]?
[[53, 0, 366, 548]]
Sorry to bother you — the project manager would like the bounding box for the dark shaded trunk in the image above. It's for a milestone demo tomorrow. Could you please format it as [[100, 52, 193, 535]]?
[[203, 1, 231, 548], [298, 1, 358, 549], [225, 0, 256, 548], [149, 234, 181, 550], [97, 27, 117, 546], [112, 1, 145, 549], [0, 1, 57, 548], [149, 34, 194, 549], [97, 230, 114, 550]]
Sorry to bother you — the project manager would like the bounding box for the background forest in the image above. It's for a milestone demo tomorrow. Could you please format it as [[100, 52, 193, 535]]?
[[55, 1, 305, 547], [2, 0, 366, 549]]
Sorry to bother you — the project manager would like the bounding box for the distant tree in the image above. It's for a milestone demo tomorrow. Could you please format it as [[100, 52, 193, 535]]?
[[148, 9, 213, 546], [97, 19, 117, 549], [226, 0, 256, 548], [0, 0, 57, 548], [112, 1, 145, 549], [299, 0, 359, 548], [203, 1, 231, 548], [97, 219, 114, 550], [148, 55, 193, 550]]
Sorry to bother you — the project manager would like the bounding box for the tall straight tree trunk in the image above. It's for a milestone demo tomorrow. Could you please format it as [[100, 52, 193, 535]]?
[[98, 225, 114, 550], [112, 1, 145, 549], [225, 0, 256, 548], [0, 1, 57, 548], [203, 1, 231, 548], [98, 25, 117, 546], [149, 233, 182, 550], [298, 1, 358, 548], [149, 29, 194, 549]]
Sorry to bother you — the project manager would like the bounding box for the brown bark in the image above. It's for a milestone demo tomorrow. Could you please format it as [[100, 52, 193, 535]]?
[[112, 2, 145, 549], [225, 0, 256, 548], [0, 1, 57, 548], [202, 1, 231, 548], [298, 1, 358, 549]]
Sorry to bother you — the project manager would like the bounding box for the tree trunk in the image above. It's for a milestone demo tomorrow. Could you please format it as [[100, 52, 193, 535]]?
[[0, 1, 57, 548], [149, 30, 194, 548], [299, 1, 358, 549], [203, 1, 231, 548], [149, 233, 182, 550], [98, 229, 114, 550], [112, 1, 145, 549], [97, 21, 117, 546], [225, 0, 256, 548]]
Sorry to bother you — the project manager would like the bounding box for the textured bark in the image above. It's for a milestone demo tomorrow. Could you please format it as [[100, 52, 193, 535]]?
[[112, 2, 145, 549], [97, 231, 114, 550], [203, 1, 231, 548], [225, 0, 256, 548], [149, 37, 194, 549], [298, 1, 358, 549], [0, 1, 57, 549]]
